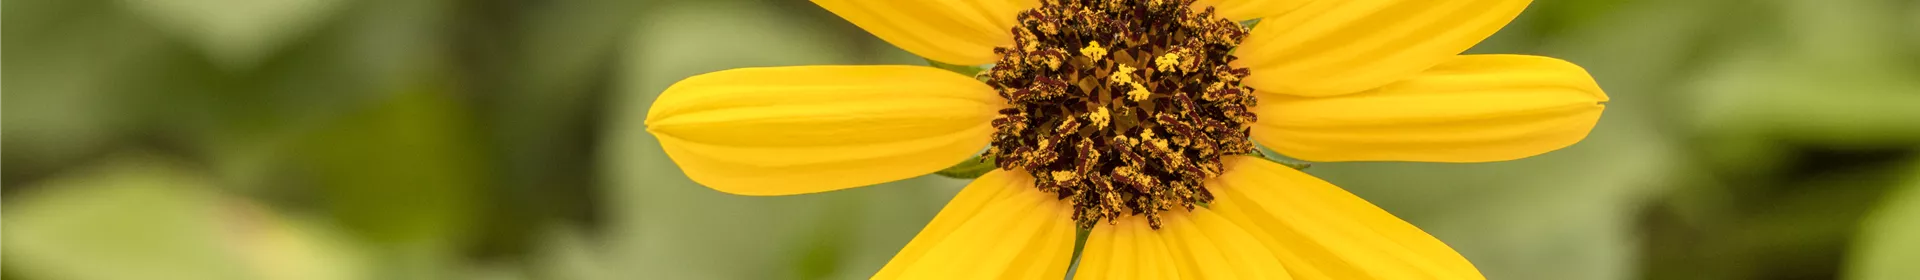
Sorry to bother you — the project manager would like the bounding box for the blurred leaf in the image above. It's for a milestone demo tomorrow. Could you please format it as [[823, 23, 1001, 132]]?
[[1685, 38, 1920, 147], [1680, 0, 1920, 147], [1848, 160, 1920, 280], [294, 83, 484, 247], [1526, 0, 1643, 38], [187, 0, 443, 194], [788, 202, 859, 280], [1, 0, 167, 181], [235, 213, 370, 280], [118, 0, 347, 68], [515, 0, 650, 97], [460, 264, 529, 280], [1, 155, 367, 280], [525, 227, 616, 280], [477, 0, 649, 245], [1647, 157, 1910, 280], [1771, 0, 1909, 68], [606, 1, 960, 279], [1908, 3, 1920, 55]]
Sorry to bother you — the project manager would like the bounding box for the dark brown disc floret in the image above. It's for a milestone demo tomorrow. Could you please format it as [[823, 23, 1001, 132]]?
[[983, 0, 1257, 229]]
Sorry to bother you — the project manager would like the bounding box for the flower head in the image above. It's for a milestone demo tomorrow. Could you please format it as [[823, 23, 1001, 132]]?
[[645, 0, 1609, 279], [985, 0, 1257, 229]]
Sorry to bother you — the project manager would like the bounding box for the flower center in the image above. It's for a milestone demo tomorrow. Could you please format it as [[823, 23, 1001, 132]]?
[[984, 0, 1256, 229]]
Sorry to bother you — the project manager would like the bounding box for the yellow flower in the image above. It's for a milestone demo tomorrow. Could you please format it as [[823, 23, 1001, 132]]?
[[645, 0, 1607, 279]]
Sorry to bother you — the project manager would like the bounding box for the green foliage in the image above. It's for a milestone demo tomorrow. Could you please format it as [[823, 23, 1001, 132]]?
[[1, 0, 167, 178], [294, 84, 484, 246], [1847, 161, 1920, 280], [5, 0, 1920, 279], [2, 156, 366, 280], [119, 0, 347, 68]]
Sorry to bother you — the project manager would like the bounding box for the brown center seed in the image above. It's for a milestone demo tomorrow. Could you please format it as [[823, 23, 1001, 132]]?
[[983, 0, 1257, 229]]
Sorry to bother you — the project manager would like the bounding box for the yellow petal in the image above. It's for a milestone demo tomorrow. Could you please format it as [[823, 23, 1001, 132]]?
[[1075, 212, 1292, 280], [1193, 0, 1309, 21], [1072, 218, 1118, 280], [812, 0, 1036, 65], [1197, 208, 1301, 279], [1209, 156, 1485, 279], [875, 171, 1076, 280], [1251, 55, 1606, 163], [1133, 220, 1183, 280], [1236, 0, 1532, 97], [646, 65, 1001, 195], [1165, 209, 1297, 279], [1072, 216, 1142, 280]]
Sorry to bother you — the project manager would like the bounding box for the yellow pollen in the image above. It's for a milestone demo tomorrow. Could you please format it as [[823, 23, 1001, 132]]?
[[1051, 170, 1079, 182], [1110, 64, 1136, 84], [1155, 53, 1181, 72], [1087, 107, 1111, 129], [1127, 82, 1151, 101], [1080, 41, 1108, 61], [1139, 130, 1169, 149]]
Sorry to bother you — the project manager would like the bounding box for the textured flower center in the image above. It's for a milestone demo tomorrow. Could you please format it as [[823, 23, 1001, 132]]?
[[984, 0, 1256, 229]]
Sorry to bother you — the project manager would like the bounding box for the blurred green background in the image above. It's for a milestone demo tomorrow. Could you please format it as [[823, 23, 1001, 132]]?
[[4, 0, 1919, 279]]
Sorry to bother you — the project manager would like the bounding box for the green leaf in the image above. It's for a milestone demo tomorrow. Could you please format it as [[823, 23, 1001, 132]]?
[[1, 155, 366, 280], [1679, 0, 1920, 146], [119, 0, 348, 68], [1847, 161, 1920, 280], [294, 83, 484, 247], [1693, 58, 1920, 146], [2, 0, 167, 173], [524, 227, 615, 280]]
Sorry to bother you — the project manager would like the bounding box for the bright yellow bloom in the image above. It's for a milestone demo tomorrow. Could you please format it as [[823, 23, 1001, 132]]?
[[645, 0, 1607, 279]]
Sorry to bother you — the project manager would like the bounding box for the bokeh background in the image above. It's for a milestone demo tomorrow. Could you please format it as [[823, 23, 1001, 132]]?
[[5, 0, 1920, 279]]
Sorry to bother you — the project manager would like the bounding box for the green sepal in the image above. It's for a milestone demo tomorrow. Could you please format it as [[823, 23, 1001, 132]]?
[[926, 58, 985, 77], [934, 154, 998, 179], [1250, 149, 1311, 170], [1069, 226, 1091, 264]]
